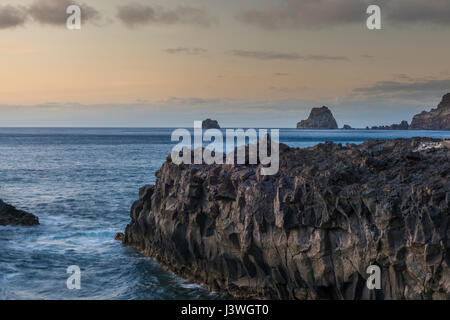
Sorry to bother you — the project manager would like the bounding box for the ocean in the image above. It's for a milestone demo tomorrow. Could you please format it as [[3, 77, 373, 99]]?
[[0, 128, 449, 299]]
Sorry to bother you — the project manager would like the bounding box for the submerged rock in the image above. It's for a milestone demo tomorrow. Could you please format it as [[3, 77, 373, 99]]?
[[410, 93, 450, 130], [121, 138, 449, 300], [297, 106, 338, 129], [202, 119, 221, 129], [0, 200, 39, 226]]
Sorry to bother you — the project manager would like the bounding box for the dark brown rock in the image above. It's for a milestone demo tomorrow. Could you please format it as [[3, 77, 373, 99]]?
[[202, 119, 221, 129], [410, 93, 450, 130], [297, 106, 338, 129], [0, 200, 39, 226], [121, 138, 450, 300], [115, 232, 125, 241]]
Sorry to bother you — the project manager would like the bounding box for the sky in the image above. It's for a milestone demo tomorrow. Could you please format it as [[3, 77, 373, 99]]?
[[0, 0, 450, 127]]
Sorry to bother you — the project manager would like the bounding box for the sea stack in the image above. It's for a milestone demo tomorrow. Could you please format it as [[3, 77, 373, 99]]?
[[410, 93, 450, 130], [202, 119, 221, 129], [297, 106, 338, 129], [0, 200, 39, 226], [121, 138, 449, 300]]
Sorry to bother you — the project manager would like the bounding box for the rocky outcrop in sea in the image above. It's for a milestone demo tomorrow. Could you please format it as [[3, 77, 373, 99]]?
[[410, 93, 450, 130], [121, 138, 449, 300], [371, 120, 409, 130], [0, 200, 39, 226], [297, 106, 338, 129], [202, 119, 221, 129]]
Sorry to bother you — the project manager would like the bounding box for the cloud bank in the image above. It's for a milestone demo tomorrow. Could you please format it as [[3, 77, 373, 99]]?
[[0, 5, 27, 29], [0, 95, 435, 129], [117, 3, 216, 28], [0, 0, 101, 28], [354, 78, 450, 101], [28, 0, 100, 26], [164, 47, 208, 55], [0, 1, 216, 29], [231, 50, 348, 61], [237, 0, 450, 30]]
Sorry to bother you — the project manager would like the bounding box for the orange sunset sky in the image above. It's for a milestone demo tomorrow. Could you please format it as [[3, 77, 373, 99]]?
[[1, 0, 450, 127]]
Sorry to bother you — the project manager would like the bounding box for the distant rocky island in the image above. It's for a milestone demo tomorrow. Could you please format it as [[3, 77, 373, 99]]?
[[202, 119, 221, 129], [369, 93, 450, 130], [0, 200, 39, 226], [410, 93, 450, 130], [366, 93, 450, 130], [119, 137, 449, 300], [370, 120, 409, 130], [297, 106, 338, 129], [297, 93, 450, 130]]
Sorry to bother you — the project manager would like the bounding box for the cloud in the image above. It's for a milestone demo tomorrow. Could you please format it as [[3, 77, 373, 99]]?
[[160, 97, 227, 106], [355, 79, 450, 94], [384, 0, 450, 26], [116, 3, 153, 28], [1, 95, 440, 128], [353, 78, 450, 101], [268, 86, 309, 93], [117, 3, 216, 28], [231, 50, 348, 61], [304, 55, 349, 61], [0, 5, 27, 29], [237, 0, 450, 30], [231, 50, 302, 60], [28, 0, 100, 26], [236, 0, 366, 30], [164, 47, 207, 55]]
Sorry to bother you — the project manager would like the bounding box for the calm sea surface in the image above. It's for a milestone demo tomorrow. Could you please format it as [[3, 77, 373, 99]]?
[[1, 128, 449, 299]]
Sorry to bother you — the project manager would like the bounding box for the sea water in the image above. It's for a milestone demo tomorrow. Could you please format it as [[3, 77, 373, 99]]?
[[0, 128, 448, 299]]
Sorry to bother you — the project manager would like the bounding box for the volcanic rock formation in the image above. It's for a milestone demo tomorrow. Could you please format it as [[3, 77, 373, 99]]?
[[0, 200, 39, 226], [410, 93, 450, 130], [297, 106, 338, 129], [121, 138, 449, 300], [202, 119, 221, 129]]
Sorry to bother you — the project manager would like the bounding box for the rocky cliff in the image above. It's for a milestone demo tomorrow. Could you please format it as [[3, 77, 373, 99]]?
[[297, 106, 338, 129], [410, 93, 450, 130], [121, 138, 449, 300], [0, 200, 39, 226]]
